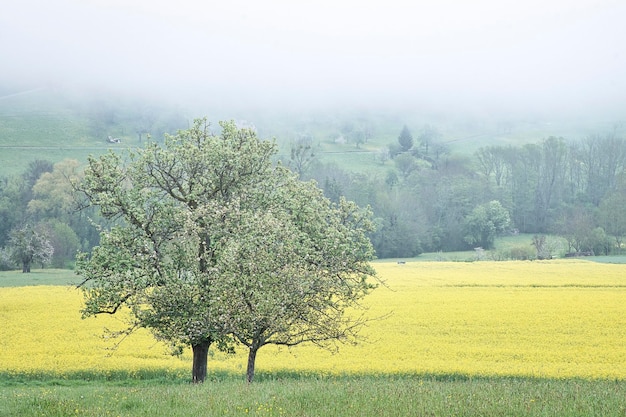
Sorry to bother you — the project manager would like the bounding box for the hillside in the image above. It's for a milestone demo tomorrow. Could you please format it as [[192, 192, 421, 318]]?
[[2, 87, 622, 177]]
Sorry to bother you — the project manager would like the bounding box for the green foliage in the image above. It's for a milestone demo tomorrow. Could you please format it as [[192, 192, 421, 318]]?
[[0, 176, 30, 247], [394, 153, 418, 178], [0, 247, 15, 270], [597, 180, 626, 252], [507, 245, 537, 261], [75, 118, 377, 382], [8, 224, 54, 273], [463, 201, 511, 249], [39, 220, 81, 268], [27, 159, 82, 218], [3, 90, 626, 260]]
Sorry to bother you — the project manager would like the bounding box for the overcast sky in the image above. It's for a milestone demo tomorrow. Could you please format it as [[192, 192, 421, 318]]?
[[2, 0, 625, 115]]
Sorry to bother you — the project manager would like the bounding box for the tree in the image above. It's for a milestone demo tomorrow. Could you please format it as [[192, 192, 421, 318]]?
[[397, 125, 413, 152], [578, 134, 626, 205], [463, 200, 511, 249], [394, 153, 418, 178], [287, 135, 316, 177], [417, 124, 440, 156], [534, 137, 567, 232], [9, 224, 54, 272], [531, 235, 561, 260], [28, 159, 82, 219], [0, 176, 25, 248], [597, 175, 626, 252], [27, 159, 94, 266], [22, 160, 54, 192], [556, 205, 596, 254], [476, 146, 509, 188], [40, 219, 81, 268], [75, 119, 377, 383], [215, 194, 376, 382]]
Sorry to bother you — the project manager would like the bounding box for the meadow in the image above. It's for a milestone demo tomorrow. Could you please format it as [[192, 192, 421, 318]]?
[[1, 260, 626, 415]]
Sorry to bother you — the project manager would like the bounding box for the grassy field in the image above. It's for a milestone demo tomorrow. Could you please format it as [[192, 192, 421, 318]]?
[[1, 261, 626, 415], [0, 89, 142, 177], [2, 376, 624, 417]]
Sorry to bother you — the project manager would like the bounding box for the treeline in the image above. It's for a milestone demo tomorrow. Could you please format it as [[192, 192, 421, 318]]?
[[1, 127, 625, 269], [290, 130, 626, 258], [0, 159, 100, 271]]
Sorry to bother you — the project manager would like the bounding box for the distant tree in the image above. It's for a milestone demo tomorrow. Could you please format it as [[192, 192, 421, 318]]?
[[556, 205, 596, 254], [430, 142, 450, 168], [534, 137, 568, 232], [0, 247, 15, 271], [576, 133, 626, 205], [311, 163, 351, 203], [376, 147, 391, 165], [531, 235, 561, 260], [27, 158, 99, 261], [16, 160, 54, 211], [463, 200, 511, 249], [413, 169, 482, 251], [597, 175, 626, 252], [388, 142, 403, 158], [40, 219, 81, 268], [394, 153, 418, 178], [28, 159, 82, 219], [385, 170, 399, 189], [476, 146, 509, 187], [507, 143, 540, 232], [417, 124, 440, 155], [0, 176, 25, 247], [9, 224, 54, 273], [22, 160, 54, 189], [287, 136, 316, 177], [350, 129, 366, 148], [398, 125, 413, 152], [370, 214, 423, 258], [589, 227, 612, 256]]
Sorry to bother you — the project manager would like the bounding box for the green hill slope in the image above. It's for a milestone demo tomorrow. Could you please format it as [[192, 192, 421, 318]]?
[[1, 87, 622, 178]]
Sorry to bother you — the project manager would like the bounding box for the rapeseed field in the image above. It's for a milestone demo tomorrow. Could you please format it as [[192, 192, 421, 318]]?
[[1, 260, 625, 380]]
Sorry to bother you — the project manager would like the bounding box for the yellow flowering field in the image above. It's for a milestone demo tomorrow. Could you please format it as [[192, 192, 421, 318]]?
[[1, 260, 625, 380]]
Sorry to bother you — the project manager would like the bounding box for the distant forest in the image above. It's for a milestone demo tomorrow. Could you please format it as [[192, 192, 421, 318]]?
[[299, 131, 626, 259], [1, 92, 625, 267]]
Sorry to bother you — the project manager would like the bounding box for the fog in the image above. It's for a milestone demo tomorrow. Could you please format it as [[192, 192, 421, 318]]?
[[2, 0, 626, 119]]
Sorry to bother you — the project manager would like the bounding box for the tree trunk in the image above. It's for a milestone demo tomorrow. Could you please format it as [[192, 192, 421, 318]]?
[[22, 261, 30, 273], [246, 346, 259, 383], [192, 341, 210, 383]]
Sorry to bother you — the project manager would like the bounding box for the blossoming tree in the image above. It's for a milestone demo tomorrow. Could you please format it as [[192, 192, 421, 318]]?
[[75, 119, 377, 383]]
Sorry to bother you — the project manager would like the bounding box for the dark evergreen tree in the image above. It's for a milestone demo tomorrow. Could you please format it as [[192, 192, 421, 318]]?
[[398, 125, 414, 152]]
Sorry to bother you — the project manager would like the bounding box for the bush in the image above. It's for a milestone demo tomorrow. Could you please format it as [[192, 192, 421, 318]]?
[[508, 245, 536, 260], [0, 247, 16, 271]]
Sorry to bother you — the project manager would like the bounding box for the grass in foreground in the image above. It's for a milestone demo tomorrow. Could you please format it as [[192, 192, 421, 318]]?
[[1, 374, 625, 417]]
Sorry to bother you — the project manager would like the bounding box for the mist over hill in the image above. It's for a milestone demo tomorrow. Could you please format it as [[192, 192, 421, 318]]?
[[1, 83, 623, 179]]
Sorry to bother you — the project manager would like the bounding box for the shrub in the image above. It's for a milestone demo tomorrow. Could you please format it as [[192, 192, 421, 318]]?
[[508, 245, 536, 260]]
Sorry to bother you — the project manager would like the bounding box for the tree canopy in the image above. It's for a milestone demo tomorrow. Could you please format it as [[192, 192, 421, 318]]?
[[463, 200, 511, 249], [75, 119, 377, 383], [9, 224, 54, 273]]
